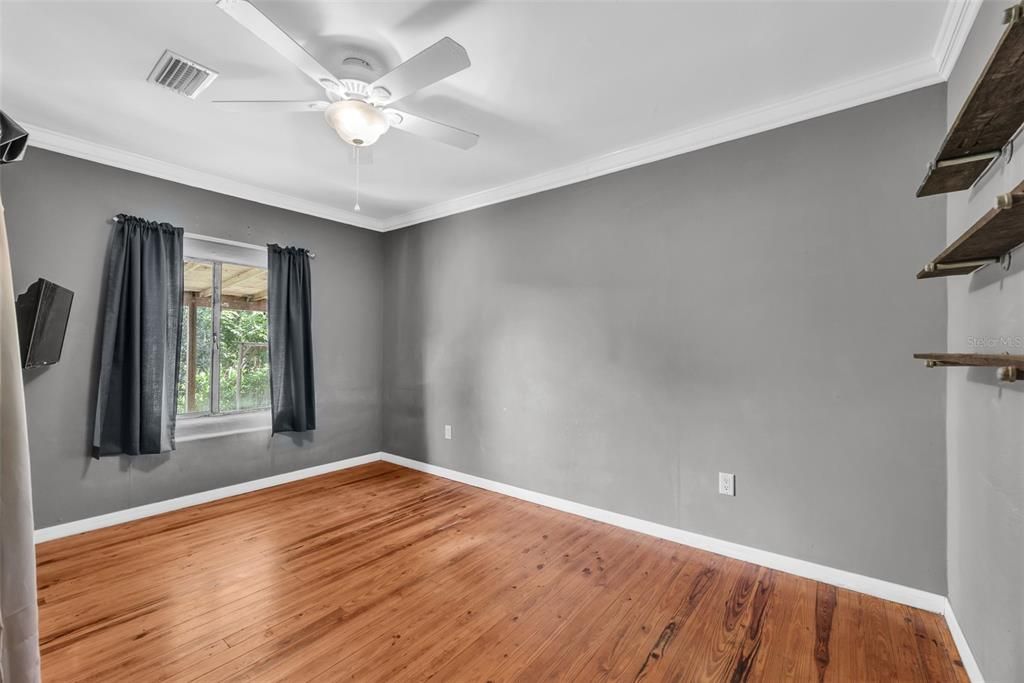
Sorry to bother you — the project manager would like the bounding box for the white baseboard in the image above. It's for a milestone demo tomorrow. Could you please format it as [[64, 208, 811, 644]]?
[[34, 450, 952, 620], [944, 598, 985, 682], [380, 453, 947, 615], [33, 452, 385, 544]]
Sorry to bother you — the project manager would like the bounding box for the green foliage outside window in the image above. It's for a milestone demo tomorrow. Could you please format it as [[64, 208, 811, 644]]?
[[176, 305, 271, 415], [219, 308, 270, 412]]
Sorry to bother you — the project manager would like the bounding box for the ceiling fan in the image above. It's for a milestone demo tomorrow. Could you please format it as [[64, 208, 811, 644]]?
[[214, 0, 479, 150]]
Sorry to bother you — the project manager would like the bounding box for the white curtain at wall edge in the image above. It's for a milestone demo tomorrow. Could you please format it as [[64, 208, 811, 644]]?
[[0, 195, 41, 682]]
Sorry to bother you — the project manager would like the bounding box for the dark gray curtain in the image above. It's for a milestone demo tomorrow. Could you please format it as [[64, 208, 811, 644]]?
[[267, 244, 315, 434], [93, 215, 183, 456]]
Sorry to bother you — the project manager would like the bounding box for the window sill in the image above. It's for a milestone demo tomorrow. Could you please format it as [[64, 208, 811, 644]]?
[[176, 410, 271, 443]]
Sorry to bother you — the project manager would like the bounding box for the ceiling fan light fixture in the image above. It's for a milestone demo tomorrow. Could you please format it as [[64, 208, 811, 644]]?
[[325, 100, 389, 146]]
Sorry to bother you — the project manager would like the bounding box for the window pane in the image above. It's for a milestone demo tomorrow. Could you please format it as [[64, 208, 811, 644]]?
[[218, 264, 270, 413], [179, 259, 214, 415]]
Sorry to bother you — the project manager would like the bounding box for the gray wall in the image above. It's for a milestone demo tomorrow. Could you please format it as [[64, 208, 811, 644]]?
[[383, 85, 950, 593], [944, 2, 1024, 680], [1, 149, 384, 529]]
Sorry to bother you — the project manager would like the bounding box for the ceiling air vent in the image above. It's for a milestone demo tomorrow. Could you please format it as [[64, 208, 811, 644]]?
[[147, 50, 218, 99]]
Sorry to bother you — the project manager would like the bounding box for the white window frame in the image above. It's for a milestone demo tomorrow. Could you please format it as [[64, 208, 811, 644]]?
[[177, 234, 271, 442]]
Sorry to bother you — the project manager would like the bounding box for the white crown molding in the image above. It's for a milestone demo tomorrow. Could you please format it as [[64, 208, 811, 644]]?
[[933, 0, 984, 80], [381, 454, 948, 614], [383, 54, 944, 230], [381, 0, 977, 231], [22, 1, 973, 233], [944, 598, 985, 682], [23, 123, 386, 232], [33, 451, 384, 543]]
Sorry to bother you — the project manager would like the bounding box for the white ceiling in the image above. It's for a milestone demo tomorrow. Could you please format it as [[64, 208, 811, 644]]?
[[1, 0, 976, 231]]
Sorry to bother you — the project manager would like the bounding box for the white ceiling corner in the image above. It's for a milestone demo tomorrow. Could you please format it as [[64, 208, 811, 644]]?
[[385, 55, 944, 231], [933, 0, 984, 80], [3, 0, 979, 233], [23, 123, 385, 231]]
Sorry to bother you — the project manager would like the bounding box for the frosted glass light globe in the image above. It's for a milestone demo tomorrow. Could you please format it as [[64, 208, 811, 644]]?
[[324, 100, 389, 146]]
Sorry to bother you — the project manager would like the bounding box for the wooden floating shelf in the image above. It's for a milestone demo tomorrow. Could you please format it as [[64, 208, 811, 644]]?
[[917, 180, 1024, 278], [915, 353, 1024, 382], [917, 3, 1024, 197], [914, 353, 1024, 368]]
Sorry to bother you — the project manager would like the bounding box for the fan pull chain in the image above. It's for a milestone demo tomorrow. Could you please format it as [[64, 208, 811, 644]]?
[[354, 147, 361, 212]]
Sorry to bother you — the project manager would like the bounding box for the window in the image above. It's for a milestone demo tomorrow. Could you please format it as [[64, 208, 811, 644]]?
[[177, 239, 270, 419]]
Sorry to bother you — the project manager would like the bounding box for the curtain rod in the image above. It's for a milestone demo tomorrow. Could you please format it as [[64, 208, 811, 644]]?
[[110, 215, 315, 259]]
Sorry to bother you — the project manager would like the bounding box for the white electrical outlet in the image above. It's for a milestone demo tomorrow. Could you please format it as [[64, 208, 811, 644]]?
[[718, 472, 735, 496], [444, 424, 452, 440]]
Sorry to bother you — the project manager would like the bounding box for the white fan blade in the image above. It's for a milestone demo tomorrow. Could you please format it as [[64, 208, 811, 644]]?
[[387, 109, 478, 149], [214, 100, 329, 112], [371, 38, 470, 104], [216, 0, 338, 89]]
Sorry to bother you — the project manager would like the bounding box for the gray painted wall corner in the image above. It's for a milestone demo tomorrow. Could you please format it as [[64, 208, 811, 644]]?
[[943, 2, 1024, 681], [2, 149, 386, 529], [383, 84, 949, 594]]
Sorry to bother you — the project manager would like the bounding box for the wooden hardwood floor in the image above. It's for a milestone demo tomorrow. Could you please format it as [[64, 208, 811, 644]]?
[[37, 461, 967, 682]]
